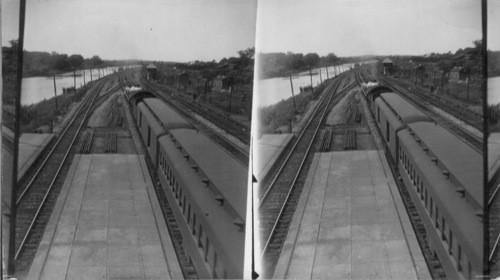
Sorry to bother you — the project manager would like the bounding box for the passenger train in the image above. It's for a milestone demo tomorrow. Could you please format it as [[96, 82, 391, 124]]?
[[367, 87, 483, 279], [128, 92, 247, 279]]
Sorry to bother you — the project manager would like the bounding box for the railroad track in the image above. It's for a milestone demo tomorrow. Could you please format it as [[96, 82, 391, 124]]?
[[13, 75, 115, 274], [121, 70, 249, 167], [138, 70, 250, 146], [118, 71, 199, 279], [386, 75, 482, 129], [258, 70, 353, 278], [355, 67, 448, 279], [373, 70, 483, 154], [488, 172, 500, 278]]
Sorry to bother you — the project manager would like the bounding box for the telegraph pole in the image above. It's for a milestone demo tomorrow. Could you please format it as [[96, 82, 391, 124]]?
[[73, 69, 76, 89], [466, 73, 470, 101], [319, 68, 323, 85], [326, 67, 329, 79], [6, 0, 26, 275], [83, 69, 86, 85], [53, 75, 58, 131], [309, 68, 313, 92], [290, 75, 296, 112], [90, 68, 93, 82]]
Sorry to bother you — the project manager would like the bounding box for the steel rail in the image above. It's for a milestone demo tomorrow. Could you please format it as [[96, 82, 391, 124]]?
[[260, 71, 350, 256], [14, 76, 111, 260]]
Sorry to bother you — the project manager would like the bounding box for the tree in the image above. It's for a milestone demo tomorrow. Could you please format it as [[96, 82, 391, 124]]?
[[90, 55, 103, 67], [68, 54, 84, 69], [237, 47, 255, 69], [304, 53, 320, 67], [52, 53, 70, 72], [325, 53, 339, 64]]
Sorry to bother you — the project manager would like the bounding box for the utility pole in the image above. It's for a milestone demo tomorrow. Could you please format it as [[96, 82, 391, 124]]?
[[319, 68, 323, 85], [83, 69, 86, 85], [309, 68, 313, 93], [466, 73, 470, 101], [326, 67, 329, 79], [290, 75, 296, 112], [73, 69, 76, 89], [90, 68, 93, 82], [53, 75, 58, 130], [5, 0, 26, 275], [441, 71, 445, 95]]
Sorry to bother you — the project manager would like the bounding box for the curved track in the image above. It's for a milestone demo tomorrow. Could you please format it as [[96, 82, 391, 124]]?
[[373, 69, 483, 153], [124, 69, 249, 167]]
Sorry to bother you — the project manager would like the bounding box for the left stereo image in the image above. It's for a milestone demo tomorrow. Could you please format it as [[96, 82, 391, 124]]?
[[1, 1, 256, 279]]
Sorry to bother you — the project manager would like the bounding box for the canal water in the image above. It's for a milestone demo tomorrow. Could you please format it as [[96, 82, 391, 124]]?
[[489, 77, 500, 105], [254, 63, 367, 108], [21, 67, 119, 105]]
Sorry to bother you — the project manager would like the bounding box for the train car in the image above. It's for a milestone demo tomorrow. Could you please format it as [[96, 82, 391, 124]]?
[[135, 96, 193, 165], [129, 92, 247, 279], [397, 122, 483, 279], [366, 86, 484, 279], [156, 128, 247, 279], [136, 101, 166, 161], [373, 92, 431, 158]]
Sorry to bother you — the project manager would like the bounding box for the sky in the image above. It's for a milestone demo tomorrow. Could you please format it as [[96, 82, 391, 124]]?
[[2, 0, 257, 62], [256, 0, 484, 56], [489, 0, 500, 51]]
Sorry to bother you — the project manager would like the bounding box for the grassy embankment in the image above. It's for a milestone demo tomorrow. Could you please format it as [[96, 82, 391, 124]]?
[[19, 83, 92, 133], [258, 80, 329, 135]]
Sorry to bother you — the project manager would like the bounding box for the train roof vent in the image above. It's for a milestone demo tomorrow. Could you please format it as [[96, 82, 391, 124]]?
[[441, 170, 450, 179], [190, 164, 198, 172], [423, 147, 429, 153], [475, 209, 484, 219], [201, 177, 210, 186], [233, 218, 244, 228], [456, 187, 466, 197], [182, 153, 189, 160], [431, 158, 438, 164], [215, 195, 224, 205]]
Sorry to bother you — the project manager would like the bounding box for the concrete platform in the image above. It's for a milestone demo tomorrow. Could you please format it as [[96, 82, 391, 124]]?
[[27, 154, 182, 280], [255, 134, 293, 181], [18, 133, 54, 180], [273, 150, 432, 279]]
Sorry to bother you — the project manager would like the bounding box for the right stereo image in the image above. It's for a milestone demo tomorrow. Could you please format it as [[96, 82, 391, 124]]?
[[252, 0, 495, 279]]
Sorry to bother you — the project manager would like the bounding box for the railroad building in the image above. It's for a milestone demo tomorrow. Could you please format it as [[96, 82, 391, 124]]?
[[382, 58, 395, 75], [212, 75, 233, 91], [414, 65, 425, 81], [146, 63, 158, 80], [368, 87, 483, 279], [449, 66, 468, 82], [129, 93, 247, 279]]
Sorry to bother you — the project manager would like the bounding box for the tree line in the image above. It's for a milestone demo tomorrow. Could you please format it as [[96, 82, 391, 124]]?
[[257, 51, 341, 78], [3, 40, 107, 77]]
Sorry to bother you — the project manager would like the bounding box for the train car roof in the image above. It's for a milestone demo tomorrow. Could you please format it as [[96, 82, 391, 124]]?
[[142, 97, 193, 130], [408, 122, 483, 207], [157, 135, 244, 270], [488, 133, 500, 182], [374, 97, 404, 131], [380, 92, 431, 123], [399, 129, 483, 260], [170, 128, 247, 220], [137, 102, 165, 134]]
